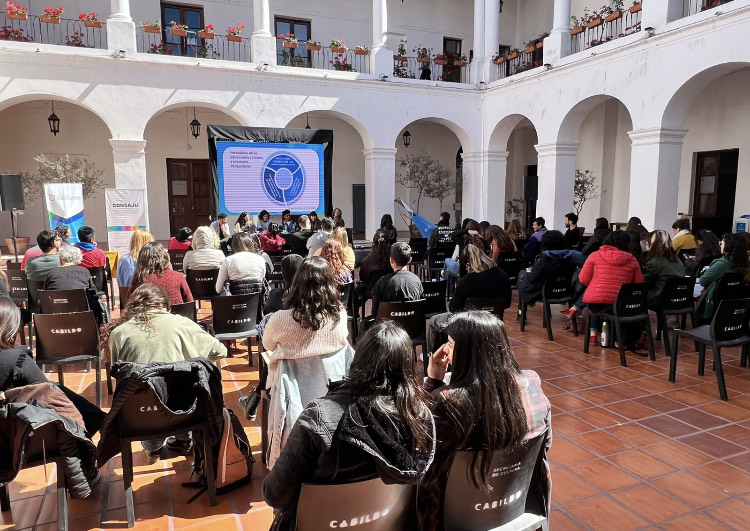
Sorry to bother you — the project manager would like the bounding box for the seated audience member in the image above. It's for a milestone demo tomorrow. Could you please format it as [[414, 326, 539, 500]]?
[[234, 212, 256, 233], [168, 227, 193, 250], [264, 254, 303, 314], [564, 212, 581, 249], [20, 243, 44, 269], [260, 222, 286, 254], [257, 210, 272, 232], [44, 245, 97, 292], [379, 214, 398, 246], [428, 211, 454, 251], [332, 207, 345, 228], [101, 283, 225, 457], [428, 244, 512, 351], [215, 232, 267, 295], [507, 219, 527, 249], [486, 224, 516, 263], [74, 226, 107, 269], [129, 242, 193, 305], [521, 217, 548, 262], [117, 229, 154, 288], [210, 213, 235, 254], [685, 229, 721, 277], [289, 215, 314, 255], [579, 231, 644, 346], [279, 209, 298, 233], [444, 219, 485, 284], [55, 224, 72, 246], [626, 216, 642, 231], [182, 226, 226, 272], [419, 311, 551, 530], [671, 218, 696, 253], [306, 216, 335, 256], [308, 211, 321, 231], [625, 229, 645, 268], [697, 233, 750, 322], [315, 226, 355, 270], [370, 242, 424, 319], [582, 217, 611, 256], [643, 229, 685, 307], [263, 321, 436, 529], [240, 257, 349, 421], [358, 231, 391, 304], [319, 239, 353, 285], [20, 225, 67, 268], [25, 230, 62, 281]]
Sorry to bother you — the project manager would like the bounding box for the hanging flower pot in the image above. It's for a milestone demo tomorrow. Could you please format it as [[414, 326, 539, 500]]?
[[83, 20, 103, 28], [170, 28, 187, 36], [7, 12, 28, 20], [282, 41, 298, 48], [454, 60, 467, 67], [571, 26, 585, 35], [40, 15, 61, 24], [354, 48, 369, 55], [605, 11, 622, 22], [330, 46, 347, 53], [394, 55, 407, 62], [227, 34, 242, 42], [536, 42, 543, 49], [629, 3, 642, 13], [416, 56, 430, 63], [507, 52, 519, 60], [198, 30, 214, 39], [307, 44, 322, 51], [434, 59, 448, 65], [587, 17, 603, 29], [143, 25, 161, 34], [494, 56, 505, 64], [524, 46, 535, 54]]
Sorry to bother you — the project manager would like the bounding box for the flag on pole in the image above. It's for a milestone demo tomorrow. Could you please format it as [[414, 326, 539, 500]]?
[[395, 199, 437, 239]]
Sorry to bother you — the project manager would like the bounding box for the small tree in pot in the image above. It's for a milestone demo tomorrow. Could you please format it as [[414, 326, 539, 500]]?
[[397, 152, 455, 236]]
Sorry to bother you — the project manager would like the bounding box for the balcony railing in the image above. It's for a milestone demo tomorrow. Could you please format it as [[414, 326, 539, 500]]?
[[683, 0, 735, 17], [570, 8, 642, 54], [393, 56, 469, 83], [137, 28, 250, 62], [277, 44, 371, 74], [0, 14, 107, 49], [495, 45, 543, 79]]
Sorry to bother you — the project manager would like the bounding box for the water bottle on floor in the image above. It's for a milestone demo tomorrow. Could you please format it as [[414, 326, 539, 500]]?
[[601, 322, 610, 347]]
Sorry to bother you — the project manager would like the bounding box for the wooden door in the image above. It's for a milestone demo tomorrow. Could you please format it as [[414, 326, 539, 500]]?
[[692, 150, 738, 217], [166, 159, 213, 236]]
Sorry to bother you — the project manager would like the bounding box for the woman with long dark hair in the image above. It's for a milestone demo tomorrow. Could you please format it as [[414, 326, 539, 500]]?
[[263, 321, 435, 529], [485, 224, 516, 262], [380, 214, 398, 245], [308, 210, 321, 231], [698, 233, 750, 321], [331, 207, 345, 228], [643, 229, 684, 307], [685, 229, 721, 277], [129, 242, 193, 304], [419, 311, 551, 529], [235, 211, 256, 233]]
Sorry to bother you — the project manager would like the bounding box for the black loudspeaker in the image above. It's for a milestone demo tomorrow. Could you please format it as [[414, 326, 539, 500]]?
[[0, 174, 25, 211], [524, 175, 538, 201]]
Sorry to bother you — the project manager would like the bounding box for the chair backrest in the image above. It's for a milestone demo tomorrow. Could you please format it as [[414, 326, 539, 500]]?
[[168, 250, 186, 272], [497, 257, 525, 287], [354, 249, 369, 269], [6, 260, 21, 270], [7, 269, 27, 301], [442, 431, 548, 530], [26, 278, 46, 310], [715, 272, 745, 306], [542, 269, 574, 302], [339, 282, 354, 316], [212, 293, 260, 335], [34, 311, 99, 360], [427, 248, 449, 270], [117, 383, 202, 436], [87, 266, 106, 293], [409, 238, 428, 263], [613, 282, 649, 318], [104, 256, 113, 281], [466, 297, 507, 318], [186, 268, 220, 299], [711, 298, 750, 343], [267, 255, 284, 283], [171, 301, 197, 321], [660, 277, 695, 311], [38, 289, 89, 314], [696, 254, 722, 277], [119, 286, 130, 309], [376, 300, 426, 340], [297, 478, 414, 531], [422, 280, 448, 315]]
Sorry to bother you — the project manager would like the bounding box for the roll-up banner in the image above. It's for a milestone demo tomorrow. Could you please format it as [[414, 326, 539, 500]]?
[[105, 189, 147, 255], [44, 183, 85, 244]]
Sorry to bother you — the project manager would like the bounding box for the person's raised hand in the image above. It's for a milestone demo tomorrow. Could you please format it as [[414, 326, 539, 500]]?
[[427, 343, 451, 381]]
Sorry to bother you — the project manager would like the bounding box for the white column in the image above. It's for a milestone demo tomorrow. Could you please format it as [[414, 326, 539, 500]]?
[[462, 151, 485, 221], [470, 0, 486, 84], [627, 129, 688, 231], [483, 0, 500, 83], [486, 151, 509, 226], [363, 148, 397, 238], [371, 0, 393, 78], [110, 139, 150, 227], [252, 0, 277, 66], [107, 0, 136, 55], [535, 143, 578, 230], [543, 0, 571, 64]]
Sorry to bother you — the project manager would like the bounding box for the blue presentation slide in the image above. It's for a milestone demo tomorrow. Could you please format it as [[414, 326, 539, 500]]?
[[216, 141, 325, 215]]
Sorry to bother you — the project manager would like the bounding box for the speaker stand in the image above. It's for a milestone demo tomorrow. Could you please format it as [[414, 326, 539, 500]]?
[[9, 209, 19, 263]]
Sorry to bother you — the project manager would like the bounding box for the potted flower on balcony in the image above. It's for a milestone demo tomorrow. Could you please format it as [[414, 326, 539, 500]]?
[[394, 39, 407, 62], [606, 0, 624, 21], [306, 39, 321, 51], [226, 22, 244, 42], [354, 45, 369, 56], [280, 32, 298, 48], [536, 32, 549, 49], [4, 2, 28, 20], [139, 20, 162, 34], [586, 8, 605, 29], [570, 15, 585, 35], [523, 38, 536, 54], [330, 55, 353, 71], [507, 47, 520, 60], [169, 21, 188, 36], [454, 53, 468, 67], [198, 24, 214, 39], [40, 5, 63, 24], [330, 37, 347, 53], [78, 12, 101, 28], [629, 1, 642, 14], [414, 45, 432, 63], [492, 52, 506, 64], [433, 52, 449, 65]]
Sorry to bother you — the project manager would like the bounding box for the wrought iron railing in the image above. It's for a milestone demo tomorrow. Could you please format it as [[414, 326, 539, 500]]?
[[277, 44, 371, 74], [495, 45, 544, 79], [137, 28, 250, 62], [392, 56, 469, 83], [683, 0, 735, 17], [0, 14, 107, 49], [570, 7, 642, 54]]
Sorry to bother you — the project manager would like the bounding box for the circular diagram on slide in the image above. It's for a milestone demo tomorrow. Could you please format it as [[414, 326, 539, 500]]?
[[261, 151, 305, 206]]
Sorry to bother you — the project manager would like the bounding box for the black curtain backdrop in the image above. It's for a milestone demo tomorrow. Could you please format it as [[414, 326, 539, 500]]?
[[206, 125, 333, 218]]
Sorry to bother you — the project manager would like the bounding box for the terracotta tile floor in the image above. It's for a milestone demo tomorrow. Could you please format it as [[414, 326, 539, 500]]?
[[3, 294, 750, 530]]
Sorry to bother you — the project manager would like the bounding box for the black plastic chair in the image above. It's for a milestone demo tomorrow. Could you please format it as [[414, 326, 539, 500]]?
[[104, 257, 115, 310], [296, 478, 414, 531], [377, 300, 427, 362], [466, 296, 507, 320], [168, 249, 186, 273], [38, 289, 90, 314], [670, 298, 750, 401], [408, 237, 428, 273], [213, 293, 260, 366], [7, 268, 28, 305], [438, 430, 549, 531], [583, 282, 655, 367], [34, 311, 102, 407], [114, 385, 217, 527], [422, 248, 449, 281], [654, 276, 695, 356], [119, 285, 130, 310], [422, 280, 448, 318], [26, 278, 45, 311], [87, 266, 111, 311], [497, 255, 526, 289], [339, 282, 358, 343], [521, 269, 577, 341], [5, 260, 21, 270], [266, 255, 285, 287], [186, 268, 220, 308], [0, 420, 70, 531], [171, 301, 197, 321]]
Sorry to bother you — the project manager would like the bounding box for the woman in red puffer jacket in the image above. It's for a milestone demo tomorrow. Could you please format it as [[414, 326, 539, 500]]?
[[579, 231, 643, 345]]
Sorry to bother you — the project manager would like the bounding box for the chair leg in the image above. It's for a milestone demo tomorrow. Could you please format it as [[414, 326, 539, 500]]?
[[85, 361, 91, 373], [742, 343, 749, 368], [122, 441, 135, 528], [202, 427, 217, 506], [663, 319, 672, 359], [0, 483, 10, 511], [713, 343, 728, 401], [614, 319, 627, 367], [656, 311, 664, 341], [95, 359, 102, 408], [583, 311, 592, 354], [698, 344, 707, 376], [669, 333, 680, 382], [248, 337, 254, 367], [643, 317, 656, 361], [106, 362, 113, 395], [57, 365, 64, 386], [544, 303, 554, 342], [520, 302, 527, 332], [57, 458, 68, 531]]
